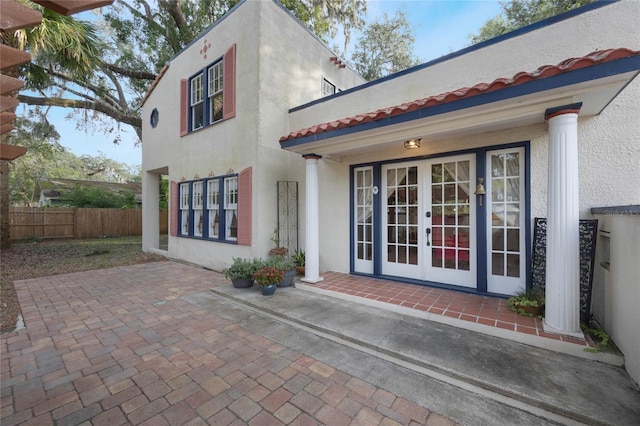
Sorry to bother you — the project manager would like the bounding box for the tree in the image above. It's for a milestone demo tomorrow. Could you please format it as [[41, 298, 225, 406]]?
[[11, 0, 366, 141], [65, 185, 136, 208], [349, 10, 420, 81], [470, 0, 595, 44], [8, 116, 140, 206]]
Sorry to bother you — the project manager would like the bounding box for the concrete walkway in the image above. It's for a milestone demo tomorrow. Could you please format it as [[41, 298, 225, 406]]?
[[2, 261, 639, 425]]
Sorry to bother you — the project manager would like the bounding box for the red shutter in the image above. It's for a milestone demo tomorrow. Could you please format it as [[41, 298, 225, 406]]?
[[170, 181, 178, 236], [223, 44, 236, 120], [180, 79, 188, 136], [237, 167, 251, 246]]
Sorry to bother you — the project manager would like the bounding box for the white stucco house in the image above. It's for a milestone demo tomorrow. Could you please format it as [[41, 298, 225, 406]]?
[[141, 0, 639, 383]]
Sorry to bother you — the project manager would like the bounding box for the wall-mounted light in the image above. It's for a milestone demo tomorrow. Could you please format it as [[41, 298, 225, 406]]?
[[474, 178, 486, 206], [404, 138, 421, 149]]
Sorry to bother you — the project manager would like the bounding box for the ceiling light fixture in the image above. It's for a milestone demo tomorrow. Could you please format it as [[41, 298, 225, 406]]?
[[404, 138, 421, 149]]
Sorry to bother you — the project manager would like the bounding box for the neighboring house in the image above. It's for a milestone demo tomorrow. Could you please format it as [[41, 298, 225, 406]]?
[[33, 177, 142, 207], [141, 1, 639, 383]]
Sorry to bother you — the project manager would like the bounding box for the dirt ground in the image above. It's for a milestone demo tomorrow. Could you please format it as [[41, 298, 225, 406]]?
[[0, 236, 166, 333]]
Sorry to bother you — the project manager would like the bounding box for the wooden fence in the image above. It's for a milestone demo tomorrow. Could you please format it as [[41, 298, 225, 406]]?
[[9, 208, 168, 240]]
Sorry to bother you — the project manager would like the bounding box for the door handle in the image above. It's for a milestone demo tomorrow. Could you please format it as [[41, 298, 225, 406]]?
[[426, 228, 431, 246]]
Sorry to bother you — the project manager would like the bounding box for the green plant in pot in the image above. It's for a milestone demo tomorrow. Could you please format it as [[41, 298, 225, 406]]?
[[266, 256, 296, 287], [253, 266, 283, 295], [508, 287, 545, 317], [292, 249, 305, 276], [223, 257, 262, 288]]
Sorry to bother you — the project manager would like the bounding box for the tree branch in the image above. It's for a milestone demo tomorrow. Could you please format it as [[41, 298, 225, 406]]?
[[101, 62, 157, 80], [18, 94, 142, 131]]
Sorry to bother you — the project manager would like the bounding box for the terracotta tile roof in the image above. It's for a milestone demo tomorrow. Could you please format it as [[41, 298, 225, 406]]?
[[280, 48, 639, 143]]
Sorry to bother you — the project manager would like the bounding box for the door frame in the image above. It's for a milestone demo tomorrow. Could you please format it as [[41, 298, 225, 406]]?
[[349, 142, 530, 296]]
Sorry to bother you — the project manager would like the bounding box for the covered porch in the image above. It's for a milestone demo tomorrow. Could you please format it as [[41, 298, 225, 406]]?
[[282, 48, 640, 339]]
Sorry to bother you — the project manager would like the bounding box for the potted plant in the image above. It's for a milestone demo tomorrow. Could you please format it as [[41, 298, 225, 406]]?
[[292, 249, 305, 275], [266, 256, 296, 287], [223, 258, 261, 288], [268, 228, 288, 258], [253, 265, 283, 296], [507, 288, 545, 317]]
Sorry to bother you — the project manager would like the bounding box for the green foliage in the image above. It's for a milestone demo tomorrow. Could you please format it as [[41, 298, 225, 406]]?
[[265, 255, 295, 271], [223, 257, 263, 280], [350, 10, 420, 81], [7, 117, 141, 207], [470, 0, 596, 44], [507, 287, 545, 317], [581, 324, 610, 353], [65, 184, 136, 208], [292, 249, 305, 267]]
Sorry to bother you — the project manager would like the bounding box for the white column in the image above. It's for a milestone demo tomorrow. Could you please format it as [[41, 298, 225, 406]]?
[[544, 110, 582, 337], [302, 154, 323, 283]]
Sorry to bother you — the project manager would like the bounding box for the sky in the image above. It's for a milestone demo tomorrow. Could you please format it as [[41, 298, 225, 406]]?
[[27, 0, 503, 168]]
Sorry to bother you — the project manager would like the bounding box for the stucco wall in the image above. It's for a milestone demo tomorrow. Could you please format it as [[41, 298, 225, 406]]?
[[141, 0, 364, 269], [591, 212, 640, 386], [288, 0, 640, 132]]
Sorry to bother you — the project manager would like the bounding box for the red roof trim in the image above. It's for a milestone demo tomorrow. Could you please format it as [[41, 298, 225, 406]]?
[[280, 48, 639, 143]]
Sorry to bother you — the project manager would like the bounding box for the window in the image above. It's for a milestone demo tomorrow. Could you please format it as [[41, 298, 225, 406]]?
[[192, 181, 203, 237], [190, 73, 204, 130], [179, 183, 190, 236], [207, 179, 220, 238], [208, 61, 224, 124], [224, 176, 238, 241], [177, 174, 239, 242], [181, 44, 236, 136], [150, 108, 159, 128], [322, 78, 336, 97]]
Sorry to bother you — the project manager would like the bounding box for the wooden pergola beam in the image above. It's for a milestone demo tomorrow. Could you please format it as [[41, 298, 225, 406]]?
[[0, 96, 20, 113], [0, 144, 28, 161], [0, 75, 25, 95], [0, 1, 42, 31], [0, 112, 17, 126], [31, 0, 113, 16], [0, 45, 31, 71]]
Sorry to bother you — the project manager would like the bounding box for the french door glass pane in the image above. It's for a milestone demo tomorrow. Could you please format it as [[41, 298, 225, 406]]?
[[387, 166, 418, 265], [431, 160, 470, 271], [491, 152, 521, 277], [356, 168, 373, 261]]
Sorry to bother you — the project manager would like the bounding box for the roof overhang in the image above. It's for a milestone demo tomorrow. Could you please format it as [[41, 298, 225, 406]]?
[[280, 52, 639, 158]]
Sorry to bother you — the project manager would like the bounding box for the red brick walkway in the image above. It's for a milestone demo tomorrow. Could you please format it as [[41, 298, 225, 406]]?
[[1, 262, 455, 425]]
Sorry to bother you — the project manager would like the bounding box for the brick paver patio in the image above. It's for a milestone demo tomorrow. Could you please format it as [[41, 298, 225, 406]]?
[[1, 261, 455, 425]]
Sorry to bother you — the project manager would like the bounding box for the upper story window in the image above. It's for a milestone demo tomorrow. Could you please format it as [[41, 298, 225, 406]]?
[[180, 44, 236, 136], [191, 74, 205, 130], [208, 61, 224, 124], [322, 78, 336, 97]]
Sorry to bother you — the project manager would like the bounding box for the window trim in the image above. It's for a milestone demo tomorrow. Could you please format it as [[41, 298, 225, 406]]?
[[177, 173, 239, 243], [321, 77, 336, 97]]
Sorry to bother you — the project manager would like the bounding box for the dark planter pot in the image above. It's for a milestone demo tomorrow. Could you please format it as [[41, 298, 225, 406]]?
[[260, 284, 277, 296], [231, 277, 254, 288], [279, 269, 296, 287]]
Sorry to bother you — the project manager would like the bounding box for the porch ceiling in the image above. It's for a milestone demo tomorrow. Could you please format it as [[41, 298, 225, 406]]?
[[280, 49, 639, 159]]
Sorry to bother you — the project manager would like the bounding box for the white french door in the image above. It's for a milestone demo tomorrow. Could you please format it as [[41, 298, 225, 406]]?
[[353, 166, 374, 274], [424, 155, 476, 287], [380, 154, 476, 287], [486, 147, 526, 295], [382, 162, 422, 279]]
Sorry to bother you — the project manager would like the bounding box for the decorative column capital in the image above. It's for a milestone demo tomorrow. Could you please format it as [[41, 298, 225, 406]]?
[[545, 102, 583, 121], [302, 153, 322, 160]]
